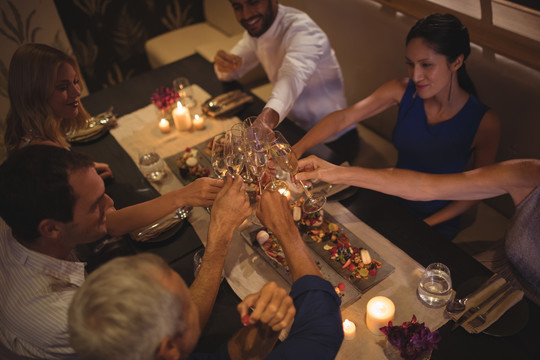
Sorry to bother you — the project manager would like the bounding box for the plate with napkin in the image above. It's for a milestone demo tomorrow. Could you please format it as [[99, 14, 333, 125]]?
[[202, 90, 254, 118], [130, 207, 191, 243], [67, 109, 117, 143]]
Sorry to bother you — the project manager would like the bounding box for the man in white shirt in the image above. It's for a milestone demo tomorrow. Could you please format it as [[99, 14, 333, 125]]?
[[0, 146, 251, 359], [215, 0, 359, 161]]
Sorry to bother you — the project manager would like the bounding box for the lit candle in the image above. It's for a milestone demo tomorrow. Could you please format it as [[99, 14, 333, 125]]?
[[172, 101, 191, 131], [366, 296, 395, 335], [278, 187, 291, 200], [343, 319, 356, 340], [158, 118, 170, 133], [192, 114, 205, 130]]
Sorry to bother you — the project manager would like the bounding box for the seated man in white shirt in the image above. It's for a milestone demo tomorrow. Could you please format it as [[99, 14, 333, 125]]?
[[0, 145, 251, 359], [214, 0, 359, 162]]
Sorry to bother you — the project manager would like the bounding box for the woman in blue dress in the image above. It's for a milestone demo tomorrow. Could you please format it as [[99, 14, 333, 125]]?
[[293, 13, 500, 240]]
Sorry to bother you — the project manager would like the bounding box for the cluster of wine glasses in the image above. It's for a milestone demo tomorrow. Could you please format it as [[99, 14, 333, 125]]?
[[210, 116, 326, 215]]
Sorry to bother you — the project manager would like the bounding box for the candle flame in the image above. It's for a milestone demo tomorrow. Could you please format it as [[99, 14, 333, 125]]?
[[194, 114, 199, 120], [177, 101, 183, 109], [160, 118, 168, 125]]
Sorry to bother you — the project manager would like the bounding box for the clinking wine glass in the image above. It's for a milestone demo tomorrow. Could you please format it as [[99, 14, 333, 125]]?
[[224, 129, 244, 178], [211, 133, 228, 179], [269, 131, 326, 213]]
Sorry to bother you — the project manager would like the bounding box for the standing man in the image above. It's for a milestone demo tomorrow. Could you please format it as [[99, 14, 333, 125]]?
[[215, 0, 359, 161]]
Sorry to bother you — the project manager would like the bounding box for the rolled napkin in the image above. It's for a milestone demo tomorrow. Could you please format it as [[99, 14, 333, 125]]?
[[130, 209, 187, 242], [202, 90, 254, 118], [450, 277, 524, 333], [67, 110, 117, 143]]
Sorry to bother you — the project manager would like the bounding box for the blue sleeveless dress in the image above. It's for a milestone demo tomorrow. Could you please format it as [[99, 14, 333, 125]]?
[[391, 79, 489, 239]]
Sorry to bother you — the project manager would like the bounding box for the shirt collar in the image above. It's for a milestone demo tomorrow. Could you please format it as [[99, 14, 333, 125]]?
[[8, 233, 86, 287]]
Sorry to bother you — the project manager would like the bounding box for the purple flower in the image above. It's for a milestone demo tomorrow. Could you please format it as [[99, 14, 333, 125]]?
[[380, 315, 441, 359]]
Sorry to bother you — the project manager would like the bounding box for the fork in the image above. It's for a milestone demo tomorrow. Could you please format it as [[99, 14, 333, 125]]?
[[468, 288, 517, 328]]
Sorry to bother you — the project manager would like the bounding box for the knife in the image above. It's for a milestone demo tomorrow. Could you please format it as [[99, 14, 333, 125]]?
[[451, 281, 512, 331]]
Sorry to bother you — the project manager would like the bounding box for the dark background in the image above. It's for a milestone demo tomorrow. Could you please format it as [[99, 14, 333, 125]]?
[[54, 0, 203, 93]]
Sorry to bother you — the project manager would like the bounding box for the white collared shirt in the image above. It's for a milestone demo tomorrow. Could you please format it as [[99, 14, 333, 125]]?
[[216, 5, 353, 140], [0, 220, 85, 359]]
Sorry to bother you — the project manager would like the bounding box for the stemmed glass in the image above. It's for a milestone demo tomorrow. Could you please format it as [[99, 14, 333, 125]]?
[[211, 133, 228, 179], [244, 125, 269, 195], [224, 128, 245, 178], [269, 131, 326, 213]]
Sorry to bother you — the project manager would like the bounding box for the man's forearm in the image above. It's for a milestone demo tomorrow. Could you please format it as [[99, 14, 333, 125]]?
[[190, 226, 234, 329]]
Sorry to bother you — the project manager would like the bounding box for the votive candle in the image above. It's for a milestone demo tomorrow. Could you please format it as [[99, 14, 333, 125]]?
[[343, 319, 356, 340], [172, 101, 191, 131], [366, 296, 395, 335], [158, 118, 170, 133], [192, 114, 205, 130]]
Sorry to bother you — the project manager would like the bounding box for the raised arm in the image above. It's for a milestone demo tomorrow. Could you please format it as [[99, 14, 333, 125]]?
[[105, 177, 224, 236], [296, 155, 540, 207], [292, 78, 406, 158], [190, 176, 251, 329]]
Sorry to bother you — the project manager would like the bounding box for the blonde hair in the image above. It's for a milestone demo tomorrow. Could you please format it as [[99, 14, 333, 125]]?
[[4, 43, 89, 153]]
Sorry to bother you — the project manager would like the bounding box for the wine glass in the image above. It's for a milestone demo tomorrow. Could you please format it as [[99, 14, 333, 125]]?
[[211, 133, 228, 179], [224, 129, 244, 178], [269, 131, 326, 213], [173, 77, 196, 108], [244, 126, 269, 195]]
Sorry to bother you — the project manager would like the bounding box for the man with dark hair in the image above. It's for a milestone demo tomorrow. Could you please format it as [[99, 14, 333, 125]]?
[[214, 0, 359, 162], [0, 146, 252, 359], [0, 145, 114, 359], [68, 190, 344, 360]]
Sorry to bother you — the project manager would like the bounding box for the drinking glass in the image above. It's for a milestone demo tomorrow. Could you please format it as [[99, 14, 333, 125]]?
[[173, 77, 196, 108], [269, 131, 326, 213], [245, 126, 269, 195], [138, 148, 166, 182], [224, 129, 244, 178], [417, 262, 453, 308], [211, 133, 228, 179]]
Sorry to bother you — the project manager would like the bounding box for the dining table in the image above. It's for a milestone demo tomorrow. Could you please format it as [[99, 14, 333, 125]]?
[[73, 53, 539, 360]]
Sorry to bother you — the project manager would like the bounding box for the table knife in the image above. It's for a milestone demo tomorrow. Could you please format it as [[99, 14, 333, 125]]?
[[451, 281, 512, 331]]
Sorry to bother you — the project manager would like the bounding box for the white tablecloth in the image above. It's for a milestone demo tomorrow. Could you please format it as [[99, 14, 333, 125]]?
[[110, 84, 450, 359]]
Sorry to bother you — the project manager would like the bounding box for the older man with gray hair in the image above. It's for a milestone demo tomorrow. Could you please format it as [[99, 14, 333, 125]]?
[[68, 190, 344, 360]]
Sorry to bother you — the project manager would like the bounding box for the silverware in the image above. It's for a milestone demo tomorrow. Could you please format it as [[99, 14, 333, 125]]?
[[469, 288, 517, 329], [451, 281, 512, 331], [134, 206, 192, 240], [446, 274, 501, 314]]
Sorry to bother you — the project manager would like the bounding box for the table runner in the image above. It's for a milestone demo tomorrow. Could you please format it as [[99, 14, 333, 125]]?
[[110, 84, 450, 359]]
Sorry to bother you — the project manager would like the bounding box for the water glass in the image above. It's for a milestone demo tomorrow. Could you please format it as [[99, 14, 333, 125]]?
[[138, 148, 166, 182], [173, 77, 196, 108], [417, 262, 453, 307]]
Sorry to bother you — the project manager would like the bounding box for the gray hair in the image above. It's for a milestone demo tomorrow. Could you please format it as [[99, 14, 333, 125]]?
[[68, 253, 186, 360]]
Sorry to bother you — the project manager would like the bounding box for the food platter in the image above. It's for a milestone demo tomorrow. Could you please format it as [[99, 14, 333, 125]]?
[[241, 211, 395, 307]]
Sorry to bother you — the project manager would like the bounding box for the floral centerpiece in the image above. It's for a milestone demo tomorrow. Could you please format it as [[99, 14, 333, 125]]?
[[151, 86, 180, 117], [381, 315, 441, 360]]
